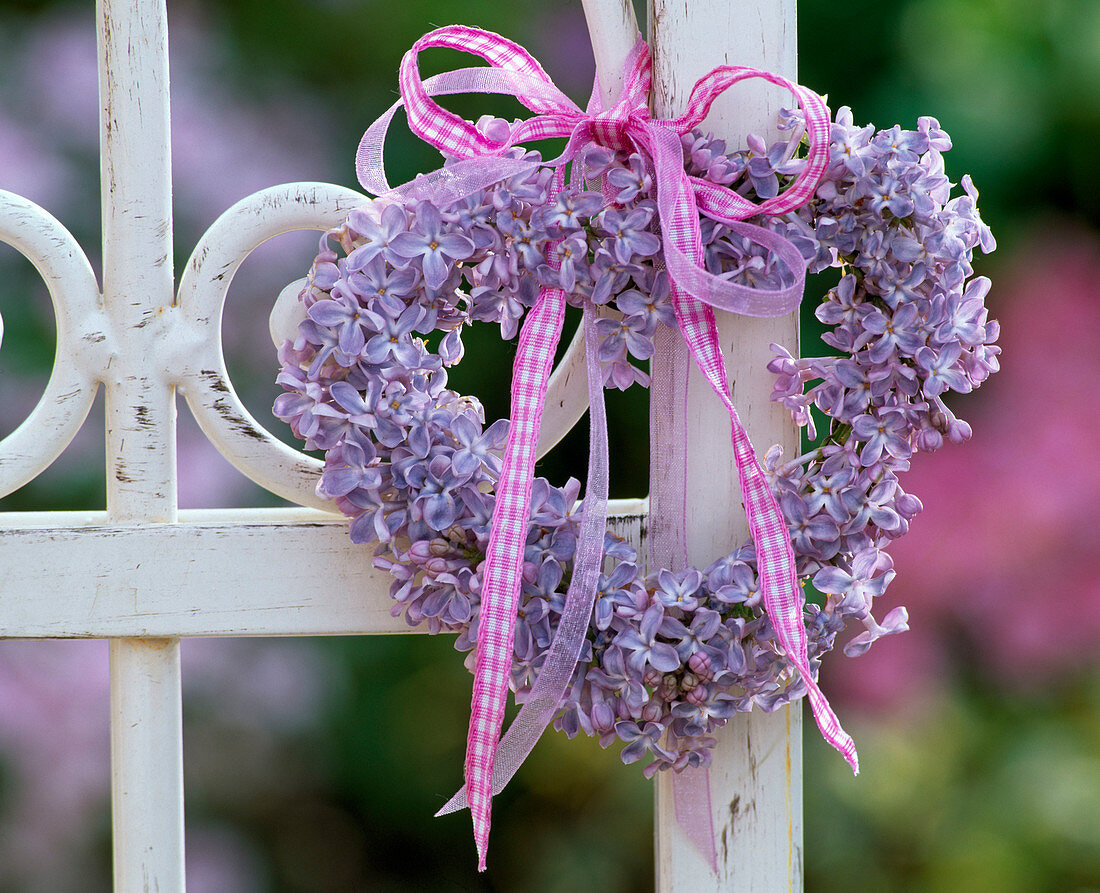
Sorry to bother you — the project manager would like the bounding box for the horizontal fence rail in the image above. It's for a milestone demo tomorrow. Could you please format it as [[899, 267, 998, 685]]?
[[0, 503, 646, 639]]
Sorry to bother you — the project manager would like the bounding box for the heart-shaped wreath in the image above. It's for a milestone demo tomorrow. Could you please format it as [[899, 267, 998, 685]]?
[[273, 24, 998, 867]]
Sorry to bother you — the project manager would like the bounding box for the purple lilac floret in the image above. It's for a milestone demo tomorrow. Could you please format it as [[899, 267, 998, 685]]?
[[273, 108, 998, 776]]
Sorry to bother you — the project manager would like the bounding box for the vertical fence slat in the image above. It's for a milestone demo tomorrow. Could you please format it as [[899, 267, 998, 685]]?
[[98, 0, 177, 509], [648, 0, 804, 889], [109, 639, 186, 893], [98, 0, 185, 889]]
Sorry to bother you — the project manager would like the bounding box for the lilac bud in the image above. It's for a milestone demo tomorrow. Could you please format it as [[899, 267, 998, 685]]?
[[686, 685, 709, 707], [896, 491, 923, 518], [474, 115, 511, 143], [424, 556, 452, 575], [916, 425, 944, 452], [439, 327, 465, 365], [591, 701, 616, 734], [407, 540, 433, 564], [947, 417, 973, 444], [687, 652, 713, 681]]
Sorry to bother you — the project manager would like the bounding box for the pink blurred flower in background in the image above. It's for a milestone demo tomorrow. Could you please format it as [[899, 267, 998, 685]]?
[[0, 642, 110, 888], [826, 225, 1100, 710], [0, 638, 331, 891]]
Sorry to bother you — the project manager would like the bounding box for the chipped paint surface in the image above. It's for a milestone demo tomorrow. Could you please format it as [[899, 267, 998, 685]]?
[[0, 505, 648, 638]]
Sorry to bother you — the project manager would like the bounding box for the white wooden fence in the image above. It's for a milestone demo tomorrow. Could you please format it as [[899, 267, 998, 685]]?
[[0, 0, 802, 889]]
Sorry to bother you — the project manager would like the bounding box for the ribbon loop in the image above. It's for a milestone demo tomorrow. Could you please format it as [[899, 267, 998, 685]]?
[[399, 25, 566, 157]]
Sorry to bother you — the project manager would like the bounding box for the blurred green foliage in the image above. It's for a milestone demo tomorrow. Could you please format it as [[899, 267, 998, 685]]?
[[806, 671, 1100, 893]]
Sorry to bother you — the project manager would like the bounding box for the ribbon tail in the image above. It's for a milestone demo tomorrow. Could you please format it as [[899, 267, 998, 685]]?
[[651, 309, 721, 869], [731, 428, 859, 773], [648, 315, 690, 574], [671, 285, 858, 774], [459, 286, 567, 871], [655, 141, 857, 769], [673, 766, 719, 873], [438, 301, 609, 815]]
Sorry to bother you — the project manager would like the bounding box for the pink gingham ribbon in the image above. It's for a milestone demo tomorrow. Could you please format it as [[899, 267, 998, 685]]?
[[356, 25, 858, 871]]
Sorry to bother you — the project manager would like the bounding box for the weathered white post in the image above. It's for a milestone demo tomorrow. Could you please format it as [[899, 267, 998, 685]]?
[[97, 0, 186, 890], [648, 1, 804, 890]]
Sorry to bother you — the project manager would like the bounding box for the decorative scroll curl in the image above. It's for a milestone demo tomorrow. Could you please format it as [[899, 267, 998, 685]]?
[[0, 180, 596, 508], [174, 182, 368, 509], [0, 190, 104, 498], [174, 178, 601, 509]]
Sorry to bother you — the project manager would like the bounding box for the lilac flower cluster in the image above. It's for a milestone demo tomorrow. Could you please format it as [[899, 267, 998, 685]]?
[[758, 106, 998, 655], [273, 109, 997, 776]]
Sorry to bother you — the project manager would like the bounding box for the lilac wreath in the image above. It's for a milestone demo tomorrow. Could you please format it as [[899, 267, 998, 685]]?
[[273, 106, 998, 775]]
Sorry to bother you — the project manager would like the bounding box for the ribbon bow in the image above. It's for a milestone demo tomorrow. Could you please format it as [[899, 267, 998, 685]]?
[[356, 24, 857, 871]]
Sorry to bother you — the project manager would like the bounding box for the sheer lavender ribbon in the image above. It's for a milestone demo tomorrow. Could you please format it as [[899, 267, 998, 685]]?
[[435, 299, 609, 814], [435, 86, 611, 830], [649, 319, 721, 870], [353, 24, 857, 871]]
